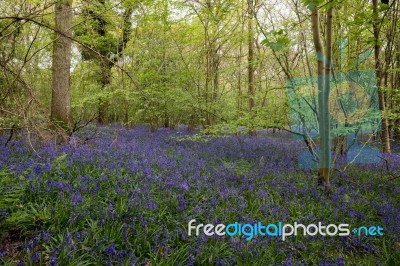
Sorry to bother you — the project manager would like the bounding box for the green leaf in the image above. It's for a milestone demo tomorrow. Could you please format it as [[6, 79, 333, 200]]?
[[261, 30, 290, 52], [302, 0, 324, 10]]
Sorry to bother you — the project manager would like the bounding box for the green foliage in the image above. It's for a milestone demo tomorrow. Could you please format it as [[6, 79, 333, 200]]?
[[302, 0, 324, 10], [261, 30, 290, 52], [0, 170, 24, 211], [1, 0, 398, 134]]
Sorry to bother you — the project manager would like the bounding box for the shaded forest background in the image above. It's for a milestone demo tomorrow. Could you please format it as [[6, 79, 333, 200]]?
[[0, 0, 399, 146]]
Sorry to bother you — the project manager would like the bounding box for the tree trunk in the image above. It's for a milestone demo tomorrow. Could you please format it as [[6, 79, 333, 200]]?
[[98, 60, 112, 124], [373, 0, 391, 153], [322, 6, 333, 187], [311, 5, 330, 188], [51, 0, 73, 128], [237, 1, 244, 119], [247, 0, 256, 135], [395, 38, 400, 142]]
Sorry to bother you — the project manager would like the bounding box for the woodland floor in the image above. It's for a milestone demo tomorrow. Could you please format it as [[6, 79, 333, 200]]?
[[0, 125, 399, 265]]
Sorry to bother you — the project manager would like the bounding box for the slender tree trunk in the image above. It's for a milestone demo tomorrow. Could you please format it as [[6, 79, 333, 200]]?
[[322, 7, 333, 187], [385, 0, 399, 142], [237, 1, 245, 119], [247, 0, 256, 135], [98, 60, 112, 124], [373, 0, 391, 153], [204, 23, 211, 126], [51, 0, 73, 128], [311, 5, 330, 187], [394, 1, 400, 142], [395, 39, 400, 141], [237, 49, 242, 119]]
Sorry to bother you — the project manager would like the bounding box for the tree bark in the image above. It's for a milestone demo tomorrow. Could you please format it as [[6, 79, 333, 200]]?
[[311, 5, 330, 187], [237, 0, 245, 119], [51, 0, 73, 128], [395, 38, 400, 141], [247, 0, 256, 135], [98, 60, 112, 124], [322, 6, 333, 187], [373, 0, 391, 153]]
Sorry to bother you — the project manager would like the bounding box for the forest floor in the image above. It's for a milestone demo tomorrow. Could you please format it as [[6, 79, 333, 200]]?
[[0, 125, 399, 265]]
